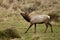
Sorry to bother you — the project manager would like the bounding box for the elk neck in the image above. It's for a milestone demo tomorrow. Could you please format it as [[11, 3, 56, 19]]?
[[22, 14, 31, 22]]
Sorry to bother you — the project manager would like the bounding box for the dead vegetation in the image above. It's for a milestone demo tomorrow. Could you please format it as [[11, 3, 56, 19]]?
[[0, 0, 60, 23]]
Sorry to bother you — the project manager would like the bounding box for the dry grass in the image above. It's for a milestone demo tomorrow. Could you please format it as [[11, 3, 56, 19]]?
[[0, 0, 60, 40], [0, 0, 60, 22]]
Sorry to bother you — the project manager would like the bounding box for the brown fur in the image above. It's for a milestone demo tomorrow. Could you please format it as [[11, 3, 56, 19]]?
[[20, 13, 31, 22], [20, 12, 53, 33]]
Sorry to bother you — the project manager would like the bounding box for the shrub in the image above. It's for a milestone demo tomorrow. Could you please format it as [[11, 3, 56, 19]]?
[[0, 27, 21, 39]]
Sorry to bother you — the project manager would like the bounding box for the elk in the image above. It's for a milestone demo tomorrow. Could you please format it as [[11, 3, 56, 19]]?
[[20, 12, 53, 33]]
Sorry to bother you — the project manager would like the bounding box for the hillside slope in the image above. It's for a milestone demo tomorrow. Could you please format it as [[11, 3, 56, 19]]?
[[0, 0, 60, 22]]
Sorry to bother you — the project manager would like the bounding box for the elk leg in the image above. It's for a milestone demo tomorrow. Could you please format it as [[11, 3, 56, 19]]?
[[34, 24, 36, 33], [25, 24, 33, 33], [48, 23, 53, 32], [44, 24, 48, 33]]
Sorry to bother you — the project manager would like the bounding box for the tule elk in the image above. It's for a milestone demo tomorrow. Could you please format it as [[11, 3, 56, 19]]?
[[20, 12, 53, 33]]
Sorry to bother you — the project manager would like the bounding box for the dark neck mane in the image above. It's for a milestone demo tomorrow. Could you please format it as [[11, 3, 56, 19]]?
[[22, 15, 31, 22]]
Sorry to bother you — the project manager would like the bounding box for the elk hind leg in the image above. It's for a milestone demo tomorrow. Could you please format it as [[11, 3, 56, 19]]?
[[44, 24, 48, 33], [48, 23, 53, 32]]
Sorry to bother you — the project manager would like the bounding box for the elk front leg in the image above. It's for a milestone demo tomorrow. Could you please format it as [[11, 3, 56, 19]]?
[[34, 24, 36, 33], [25, 24, 33, 33]]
